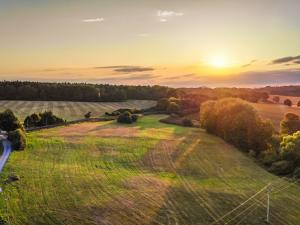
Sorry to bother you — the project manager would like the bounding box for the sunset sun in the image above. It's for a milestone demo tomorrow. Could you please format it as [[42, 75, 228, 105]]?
[[210, 55, 228, 68]]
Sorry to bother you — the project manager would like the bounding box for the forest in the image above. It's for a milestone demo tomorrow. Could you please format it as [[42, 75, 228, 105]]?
[[0, 81, 175, 102]]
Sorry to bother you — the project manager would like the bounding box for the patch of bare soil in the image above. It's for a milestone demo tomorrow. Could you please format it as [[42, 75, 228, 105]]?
[[93, 175, 171, 225]]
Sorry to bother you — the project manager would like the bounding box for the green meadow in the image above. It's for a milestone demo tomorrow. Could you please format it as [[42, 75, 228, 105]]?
[[0, 115, 299, 225]]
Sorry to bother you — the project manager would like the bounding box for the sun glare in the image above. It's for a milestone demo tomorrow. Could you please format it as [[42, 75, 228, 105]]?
[[210, 55, 228, 68]]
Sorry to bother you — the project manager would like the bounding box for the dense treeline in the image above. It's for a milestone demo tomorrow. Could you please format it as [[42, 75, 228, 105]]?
[[0, 81, 175, 102], [179, 87, 269, 103], [259, 85, 300, 97]]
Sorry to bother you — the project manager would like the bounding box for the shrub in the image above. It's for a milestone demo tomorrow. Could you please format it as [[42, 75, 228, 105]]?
[[293, 167, 300, 179], [106, 108, 141, 116], [8, 129, 26, 151], [156, 98, 170, 111], [182, 118, 193, 127], [117, 111, 138, 124], [280, 131, 300, 168], [132, 114, 138, 122], [24, 111, 64, 128], [0, 109, 23, 131], [272, 96, 280, 103], [284, 99, 292, 106], [261, 150, 280, 166], [39, 111, 65, 126], [84, 112, 92, 119], [280, 113, 300, 135], [269, 160, 294, 175], [200, 98, 274, 153], [24, 113, 41, 128], [167, 102, 180, 114], [297, 101, 300, 107]]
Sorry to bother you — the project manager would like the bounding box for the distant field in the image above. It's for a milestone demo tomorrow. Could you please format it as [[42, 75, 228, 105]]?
[[269, 94, 300, 106], [252, 103, 300, 130], [0, 115, 299, 224], [0, 100, 156, 121]]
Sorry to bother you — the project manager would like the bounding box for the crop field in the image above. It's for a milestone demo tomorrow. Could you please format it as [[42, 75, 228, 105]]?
[[252, 103, 300, 131], [0, 115, 299, 225], [269, 95, 300, 106], [0, 100, 156, 121]]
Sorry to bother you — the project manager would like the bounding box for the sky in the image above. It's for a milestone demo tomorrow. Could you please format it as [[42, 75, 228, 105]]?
[[0, 0, 300, 87]]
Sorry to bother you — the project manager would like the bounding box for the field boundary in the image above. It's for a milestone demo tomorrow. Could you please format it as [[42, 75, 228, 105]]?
[[25, 117, 115, 132]]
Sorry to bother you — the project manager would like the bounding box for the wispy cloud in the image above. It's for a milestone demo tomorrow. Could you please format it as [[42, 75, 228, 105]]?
[[94, 65, 155, 73], [271, 55, 300, 64], [157, 10, 184, 22], [82, 18, 104, 23], [241, 60, 257, 68]]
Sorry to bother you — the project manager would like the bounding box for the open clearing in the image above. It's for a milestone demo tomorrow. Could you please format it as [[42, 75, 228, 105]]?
[[0, 115, 299, 225], [0, 100, 156, 121]]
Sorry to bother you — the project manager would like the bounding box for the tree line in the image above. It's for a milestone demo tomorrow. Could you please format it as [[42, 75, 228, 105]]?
[[0, 81, 175, 102], [200, 97, 300, 178]]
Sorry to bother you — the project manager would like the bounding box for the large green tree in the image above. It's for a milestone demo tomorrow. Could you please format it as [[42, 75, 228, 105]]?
[[0, 109, 23, 131], [200, 98, 274, 153]]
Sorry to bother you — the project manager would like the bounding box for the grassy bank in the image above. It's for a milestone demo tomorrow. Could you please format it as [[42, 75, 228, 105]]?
[[0, 115, 299, 224]]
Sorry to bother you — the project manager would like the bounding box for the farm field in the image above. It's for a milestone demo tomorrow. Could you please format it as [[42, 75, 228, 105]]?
[[252, 103, 300, 130], [0, 100, 155, 121], [0, 115, 299, 225], [269, 95, 300, 106]]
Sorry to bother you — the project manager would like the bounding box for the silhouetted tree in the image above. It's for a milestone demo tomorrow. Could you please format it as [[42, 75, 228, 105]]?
[[0, 109, 23, 131], [280, 113, 300, 135], [284, 99, 292, 106], [273, 96, 280, 103]]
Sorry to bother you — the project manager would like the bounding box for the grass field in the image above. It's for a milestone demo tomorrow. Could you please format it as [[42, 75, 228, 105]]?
[[0, 100, 156, 121], [0, 115, 299, 225]]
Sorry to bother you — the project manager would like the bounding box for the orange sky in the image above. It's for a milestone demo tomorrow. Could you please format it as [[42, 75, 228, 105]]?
[[1, 0, 300, 87]]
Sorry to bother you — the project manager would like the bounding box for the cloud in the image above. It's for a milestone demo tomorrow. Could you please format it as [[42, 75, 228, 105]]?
[[166, 74, 196, 80], [271, 55, 300, 64], [82, 18, 104, 23], [157, 10, 184, 22], [94, 66, 155, 73], [241, 60, 256, 68]]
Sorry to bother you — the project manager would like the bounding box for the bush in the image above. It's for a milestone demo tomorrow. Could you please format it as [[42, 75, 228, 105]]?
[[293, 167, 300, 179], [106, 108, 141, 116], [280, 131, 300, 168], [167, 102, 180, 114], [8, 129, 26, 151], [84, 112, 92, 119], [298, 101, 300, 107], [24, 113, 41, 128], [261, 150, 280, 166], [24, 111, 65, 128], [0, 109, 23, 131], [117, 111, 138, 124], [269, 160, 294, 175], [272, 96, 280, 103], [156, 98, 170, 111], [182, 118, 193, 127], [280, 113, 300, 135], [284, 99, 292, 106], [200, 98, 274, 153], [132, 114, 138, 122]]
